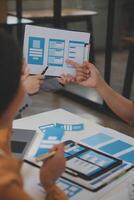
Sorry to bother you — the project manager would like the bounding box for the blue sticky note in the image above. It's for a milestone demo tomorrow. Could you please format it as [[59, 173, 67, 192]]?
[[35, 126, 64, 157], [56, 123, 64, 130], [43, 127, 64, 140], [56, 123, 84, 131], [39, 124, 55, 134], [119, 150, 134, 164], [99, 140, 132, 155], [72, 124, 84, 131], [81, 133, 113, 147]]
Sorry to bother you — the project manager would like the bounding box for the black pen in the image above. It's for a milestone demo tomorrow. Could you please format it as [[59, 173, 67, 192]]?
[[41, 66, 49, 75], [24, 159, 40, 168]]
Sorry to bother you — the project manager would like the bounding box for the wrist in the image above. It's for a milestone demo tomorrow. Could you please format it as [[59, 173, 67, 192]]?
[[41, 173, 55, 192], [96, 77, 107, 93], [44, 181, 55, 193]]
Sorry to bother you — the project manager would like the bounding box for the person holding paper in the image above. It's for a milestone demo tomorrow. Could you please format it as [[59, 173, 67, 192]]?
[[24, 74, 45, 95], [17, 65, 66, 118], [22, 64, 65, 95], [15, 62, 45, 118], [64, 60, 134, 126], [0, 30, 67, 200]]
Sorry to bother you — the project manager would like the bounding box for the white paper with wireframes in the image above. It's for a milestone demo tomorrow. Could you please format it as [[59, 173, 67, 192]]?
[[23, 25, 90, 76]]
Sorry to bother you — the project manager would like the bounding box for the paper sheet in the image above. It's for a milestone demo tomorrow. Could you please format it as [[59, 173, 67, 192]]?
[[23, 25, 90, 76], [81, 128, 134, 165], [21, 163, 90, 200]]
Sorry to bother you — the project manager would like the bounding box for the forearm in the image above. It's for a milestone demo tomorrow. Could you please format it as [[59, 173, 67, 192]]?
[[0, 127, 12, 153], [0, 163, 30, 200], [97, 79, 134, 125], [2, 184, 33, 200]]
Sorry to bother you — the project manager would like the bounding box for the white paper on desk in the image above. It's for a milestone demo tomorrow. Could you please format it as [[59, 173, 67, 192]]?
[[21, 162, 131, 200], [21, 163, 45, 200], [21, 163, 92, 200], [23, 25, 90, 76]]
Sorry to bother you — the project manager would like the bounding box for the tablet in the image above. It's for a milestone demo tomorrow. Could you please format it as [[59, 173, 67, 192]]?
[[11, 129, 36, 159], [64, 140, 122, 181]]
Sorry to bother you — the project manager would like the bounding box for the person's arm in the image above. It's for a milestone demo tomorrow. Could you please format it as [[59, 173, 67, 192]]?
[[0, 149, 33, 200], [0, 149, 67, 200], [0, 127, 12, 153], [0, 126, 67, 200], [96, 77, 134, 125], [45, 185, 68, 200], [40, 144, 68, 200], [0, 128, 66, 200], [1, 184, 33, 200], [66, 60, 134, 125], [0, 126, 33, 200]]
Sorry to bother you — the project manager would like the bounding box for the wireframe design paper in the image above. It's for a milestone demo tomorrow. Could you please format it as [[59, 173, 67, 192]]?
[[24, 25, 90, 76]]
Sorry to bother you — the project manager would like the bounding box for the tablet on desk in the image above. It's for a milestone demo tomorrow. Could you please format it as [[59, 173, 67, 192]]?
[[11, 129, 36, 159], [63, 140, 133, 191], [64, 140, 122, 181]]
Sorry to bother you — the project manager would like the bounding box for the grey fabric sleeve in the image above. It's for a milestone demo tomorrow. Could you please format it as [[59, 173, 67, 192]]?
[[41, 77, 64, 92]]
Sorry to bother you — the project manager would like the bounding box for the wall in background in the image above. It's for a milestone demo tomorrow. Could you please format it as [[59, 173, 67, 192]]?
[[8, 0, 77, 11]]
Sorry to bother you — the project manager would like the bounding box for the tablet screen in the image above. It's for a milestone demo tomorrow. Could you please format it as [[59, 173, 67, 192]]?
[[78, 150, 116, 168], [66, 157, 101, 176], [64, 140, 122, 180]]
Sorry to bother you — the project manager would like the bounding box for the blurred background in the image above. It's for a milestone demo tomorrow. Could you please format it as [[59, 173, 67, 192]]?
[[1, 0, 134, 108]]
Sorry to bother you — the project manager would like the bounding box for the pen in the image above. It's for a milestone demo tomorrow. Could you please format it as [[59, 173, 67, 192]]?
[[36, 151, 56, 162], [24, 159, 40, 168], [41, 66, 49, 75], [35, 144, 70, 162]]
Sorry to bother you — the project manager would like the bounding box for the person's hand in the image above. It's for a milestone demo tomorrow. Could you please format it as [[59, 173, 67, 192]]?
[[40, 143, 65, 192], [66, 60, 103, 89], [23, 75, 44, 95], [57, 74, 75, 85]]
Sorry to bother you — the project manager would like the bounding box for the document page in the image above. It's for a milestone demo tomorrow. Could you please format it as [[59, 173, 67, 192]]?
[[23, 25, 90, 76]]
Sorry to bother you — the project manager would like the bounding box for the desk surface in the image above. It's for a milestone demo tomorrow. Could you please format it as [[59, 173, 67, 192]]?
[[14, 108, 132, 200], [23, 90, 134, 138]]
